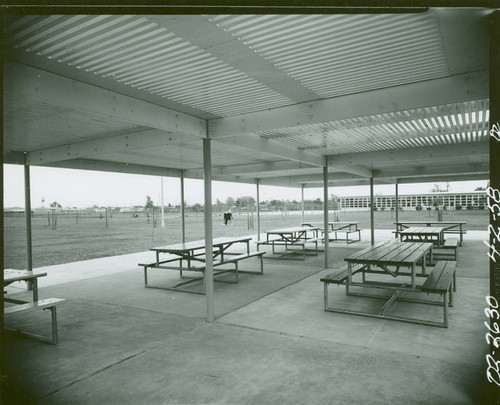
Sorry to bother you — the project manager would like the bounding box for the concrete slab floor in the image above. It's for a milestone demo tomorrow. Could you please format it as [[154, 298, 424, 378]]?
[[2, 236, 497, 404]]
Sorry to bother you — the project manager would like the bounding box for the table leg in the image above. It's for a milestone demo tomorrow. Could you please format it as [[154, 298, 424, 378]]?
[[411, 264, 416, 289], [33, 278, 38, 301], [459, 224, 463, 246]]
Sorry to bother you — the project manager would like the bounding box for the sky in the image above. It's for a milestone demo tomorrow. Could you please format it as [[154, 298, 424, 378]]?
[[2, 164, 488, 208]]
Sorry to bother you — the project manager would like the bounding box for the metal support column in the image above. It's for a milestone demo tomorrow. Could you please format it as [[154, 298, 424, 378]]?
[[180, 171, 186, 244], [323, 164, 329, 268], [301, 184, 305, 224], [203, 138, 214, 322], [256, 179, 261, 241], [24, 157, 33, 271], [370, 176, 375, 245], [395, 180, 399, 238]]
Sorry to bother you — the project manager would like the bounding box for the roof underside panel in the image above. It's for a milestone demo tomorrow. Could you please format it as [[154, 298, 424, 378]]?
[[85, 139, 281, 171], [3, 94, 151, 151]]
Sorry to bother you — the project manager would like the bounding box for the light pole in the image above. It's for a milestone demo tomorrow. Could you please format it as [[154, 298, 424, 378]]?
[[161, 176, 165, 227]]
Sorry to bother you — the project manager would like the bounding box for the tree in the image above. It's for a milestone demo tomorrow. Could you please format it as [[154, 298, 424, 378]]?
[[50, 201, 62, 208], [238, 196, 255, 208], [145, 195, 154, 210], [475, 186, 486, 191], [225, 197, 235, 210]]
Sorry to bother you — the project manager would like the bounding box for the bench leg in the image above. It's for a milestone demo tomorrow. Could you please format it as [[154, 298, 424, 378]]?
[[49, 306, 58, 345], [6, 305, 60, 344], [449, 284, 453, 307], [323, 282, 328, 310], [143, 266, 148, 286], [260, 255, 264, 274], [443, 292, 449, 328]]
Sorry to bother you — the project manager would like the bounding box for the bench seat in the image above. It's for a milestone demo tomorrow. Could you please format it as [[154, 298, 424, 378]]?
[[420, 260, 456, 294], [320, 264, 366, 285], [433, 238, 459, 261], [444, 238, 459, 247], [417, 260, 456, 327], [4, 297, 65, 344]]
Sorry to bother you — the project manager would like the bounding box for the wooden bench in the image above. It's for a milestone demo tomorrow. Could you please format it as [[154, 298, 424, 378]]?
[[139, 251, 266, 294], [419, 260, 456, 327], [433, 238, 459, 261], [320, 264, 366, 285], [321, 264, 367, 311], [4, 297, 65, 344]]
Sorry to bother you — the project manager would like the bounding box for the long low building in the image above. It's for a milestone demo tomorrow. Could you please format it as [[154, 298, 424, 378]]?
[[339, 191, 487, 211]]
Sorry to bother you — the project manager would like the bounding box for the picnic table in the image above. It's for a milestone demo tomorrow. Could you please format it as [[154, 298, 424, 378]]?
[[257, 226, 321, 260], [139, 236, 265, 294], [399, 226, 445, 247], [320, 240, 457, 327], [302, 221, 361, 244], [395, 221, 467, 246], [3, 269, 47, 302], [3, 269, 64, 344]]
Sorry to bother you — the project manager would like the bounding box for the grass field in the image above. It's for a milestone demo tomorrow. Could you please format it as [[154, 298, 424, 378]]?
[[3, 208, 488, 269]]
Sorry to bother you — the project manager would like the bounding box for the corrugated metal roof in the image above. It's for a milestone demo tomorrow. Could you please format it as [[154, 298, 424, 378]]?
[[3, 12, 490, 185], [7, 15, 293, 117], [256, 99, 489, 155], [208, 13, 449, 98]]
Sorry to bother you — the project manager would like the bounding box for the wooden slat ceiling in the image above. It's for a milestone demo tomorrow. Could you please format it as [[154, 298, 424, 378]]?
[[2, 9, 491, 188]]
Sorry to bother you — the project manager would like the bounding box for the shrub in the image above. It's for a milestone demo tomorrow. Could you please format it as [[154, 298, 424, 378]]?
[[466, 205, 473, 210], [456, 204, 462, 210], [416, 205, 423, 211], [478, 204, 485, 210]]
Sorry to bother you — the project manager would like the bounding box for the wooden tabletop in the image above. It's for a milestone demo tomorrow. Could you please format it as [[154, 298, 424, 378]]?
[[151, 236, 252, 253], [303, 221, 359, 226], [4, 269, 47, 284], [266, 226, 319, 234], [345, 240, 433, 266], [394, 221, 467, 225], [399, 226, 444, 235]]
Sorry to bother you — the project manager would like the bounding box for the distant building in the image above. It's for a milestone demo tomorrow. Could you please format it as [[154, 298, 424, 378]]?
[[119, 207, 145, 213], [339, 191, 487, 211]]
